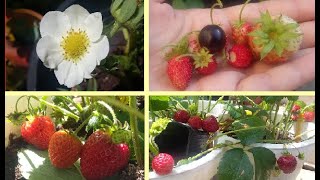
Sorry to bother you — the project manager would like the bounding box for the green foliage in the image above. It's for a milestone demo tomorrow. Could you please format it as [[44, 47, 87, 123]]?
[[172, 0, 205, 9], [248, 147, 276, 180], [164, 36, 189, 61], [217, 148, 254, 180], [150, 118, 171, 137], [232, 116, 266, 146], [150, 96, 170, 111]]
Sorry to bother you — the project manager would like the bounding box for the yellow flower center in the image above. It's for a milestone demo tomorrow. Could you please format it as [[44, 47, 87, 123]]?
[[61, 29, 90, 62]]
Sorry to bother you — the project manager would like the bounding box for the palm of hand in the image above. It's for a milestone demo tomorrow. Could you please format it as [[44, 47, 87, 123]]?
[[150, 0, 315, 91]]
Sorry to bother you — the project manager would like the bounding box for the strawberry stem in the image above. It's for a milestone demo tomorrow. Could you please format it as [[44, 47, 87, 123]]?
[[239, 0, 251, 23], [96, 100, 118, 125], [210, 0, 223, 25], [15, 95, 27, 112], [73, 111, 99, 136], [129, 96, 144, 168]]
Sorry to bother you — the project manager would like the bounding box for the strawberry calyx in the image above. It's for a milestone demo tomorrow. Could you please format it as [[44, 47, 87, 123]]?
[[248, 11, 302, 60], [193, 48, 214, 68]]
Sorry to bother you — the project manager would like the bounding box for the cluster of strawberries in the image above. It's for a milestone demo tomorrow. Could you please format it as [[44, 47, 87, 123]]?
[[165, 1, 303, 90], [173, 109, 219, 133], [20, 116, 130, 180], [291, 104, 315, 122]]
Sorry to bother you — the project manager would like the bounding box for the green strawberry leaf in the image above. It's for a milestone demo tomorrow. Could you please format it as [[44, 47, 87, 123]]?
[[217, 148, 254, 180], [18, 147, 84, 180], [150, 96, 170, 111], [260, 41, 274, 60], [294, 100, 307, 109], [111, 0, 124, 13], [248, 147, 276, 180], [113, 0, 137, 23], [150, 118, 171, 137], [232, 116, 266, 146]]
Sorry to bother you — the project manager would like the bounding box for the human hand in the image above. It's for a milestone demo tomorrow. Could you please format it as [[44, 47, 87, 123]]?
[[149, 0, 314, 91]]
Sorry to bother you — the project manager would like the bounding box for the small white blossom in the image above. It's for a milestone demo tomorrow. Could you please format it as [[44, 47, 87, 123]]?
[[36, 4, 109, 88]]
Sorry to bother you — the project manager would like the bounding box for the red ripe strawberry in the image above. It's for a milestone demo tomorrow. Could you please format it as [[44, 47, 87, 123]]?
[[21, 116, 55, 150], [152, 153, 174, 175], [303, 111, 315, 122], [277, 153, 297, 174], [291, 104, 301, 112], [188, 116, 202, 130], [228, 44, 253, 68], [291, 114, 298, 121], [173, 110, 190, 123], [116, 143, 130, 169], [196, 59, 218, 75], [193, 48, 217, 75], [48, 130, 82, 168], [80, 130, 129, 180], [232, 22, 253, 45], [167, 56, 193, 90], [202, 115, 219, 133]]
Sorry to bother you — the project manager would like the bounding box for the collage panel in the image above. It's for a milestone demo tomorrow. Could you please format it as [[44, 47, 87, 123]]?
[[149, 0, 315, 91], [6, 0, 144, 91], [149, 95, 315, 179], [5, 95, 145, 179]]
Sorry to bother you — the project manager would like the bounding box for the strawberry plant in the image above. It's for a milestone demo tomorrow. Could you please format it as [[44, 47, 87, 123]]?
[[149, 96, 314, 179], [6, 95, 144, 179]]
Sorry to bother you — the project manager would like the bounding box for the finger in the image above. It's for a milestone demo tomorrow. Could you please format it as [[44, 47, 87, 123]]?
[[237, 48, 315, 90], [224, 0, 315, 24], [300, 21, 315, 49], [187, 70, 246, 91]]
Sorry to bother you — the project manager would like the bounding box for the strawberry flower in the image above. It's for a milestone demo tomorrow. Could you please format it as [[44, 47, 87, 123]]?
[[36, 5, 109, 88]]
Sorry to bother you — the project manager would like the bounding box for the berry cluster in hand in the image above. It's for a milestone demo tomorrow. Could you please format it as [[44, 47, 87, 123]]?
[[173, 110, 219, 133], [164, 0, 302, 90]]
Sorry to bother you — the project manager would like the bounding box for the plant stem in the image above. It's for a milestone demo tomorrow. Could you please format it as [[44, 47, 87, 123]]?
[[32, 97, 79, 121], [210, 0, 223, 25], [59, 96, 83, 113], [206, 96, 212, 113], [96, 101, 118, 124], [283, 101, 295, 138], [272, 102, 280, 139], [129, 97, 143, 168], [209, 96, 225, 113], [73, 111, 98, 136], [123, 28, 131, 55], [95, 97, 144, 121], [15, 95, 27, 112], [207, 126, 266, 145], [239, 0, 251, 23]]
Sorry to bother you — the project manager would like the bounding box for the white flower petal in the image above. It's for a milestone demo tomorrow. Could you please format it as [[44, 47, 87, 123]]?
[[40, 11, 71, 38], [79, 49, 98, 76], [64, 4, 90, 29], [64, 64, 85, 88], [83, 12, 103, 42], [36, 36, 63, 69], [91, 35, 109, 65], [54, 61, 72, 85]]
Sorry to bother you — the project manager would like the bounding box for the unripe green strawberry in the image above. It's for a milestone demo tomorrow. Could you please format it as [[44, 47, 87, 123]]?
[[80, 130, 130, 180], [48, 130, 82, 168], [21, 116, 55, 150], [248, 11, 303, 64]]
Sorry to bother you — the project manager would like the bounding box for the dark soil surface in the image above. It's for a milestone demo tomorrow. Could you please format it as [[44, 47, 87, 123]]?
[[5, 134, 27, 180], [119, 163, 144, 180]]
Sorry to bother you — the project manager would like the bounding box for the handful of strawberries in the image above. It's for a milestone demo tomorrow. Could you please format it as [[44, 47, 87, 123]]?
[[164, 0, 303, 90]]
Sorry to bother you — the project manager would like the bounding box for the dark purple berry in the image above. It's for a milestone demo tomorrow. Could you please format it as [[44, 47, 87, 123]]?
[[198, 25, 226, 53]]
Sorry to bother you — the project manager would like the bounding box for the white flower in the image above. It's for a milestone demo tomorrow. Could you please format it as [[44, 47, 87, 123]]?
[[36, 4, 109, 88]]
